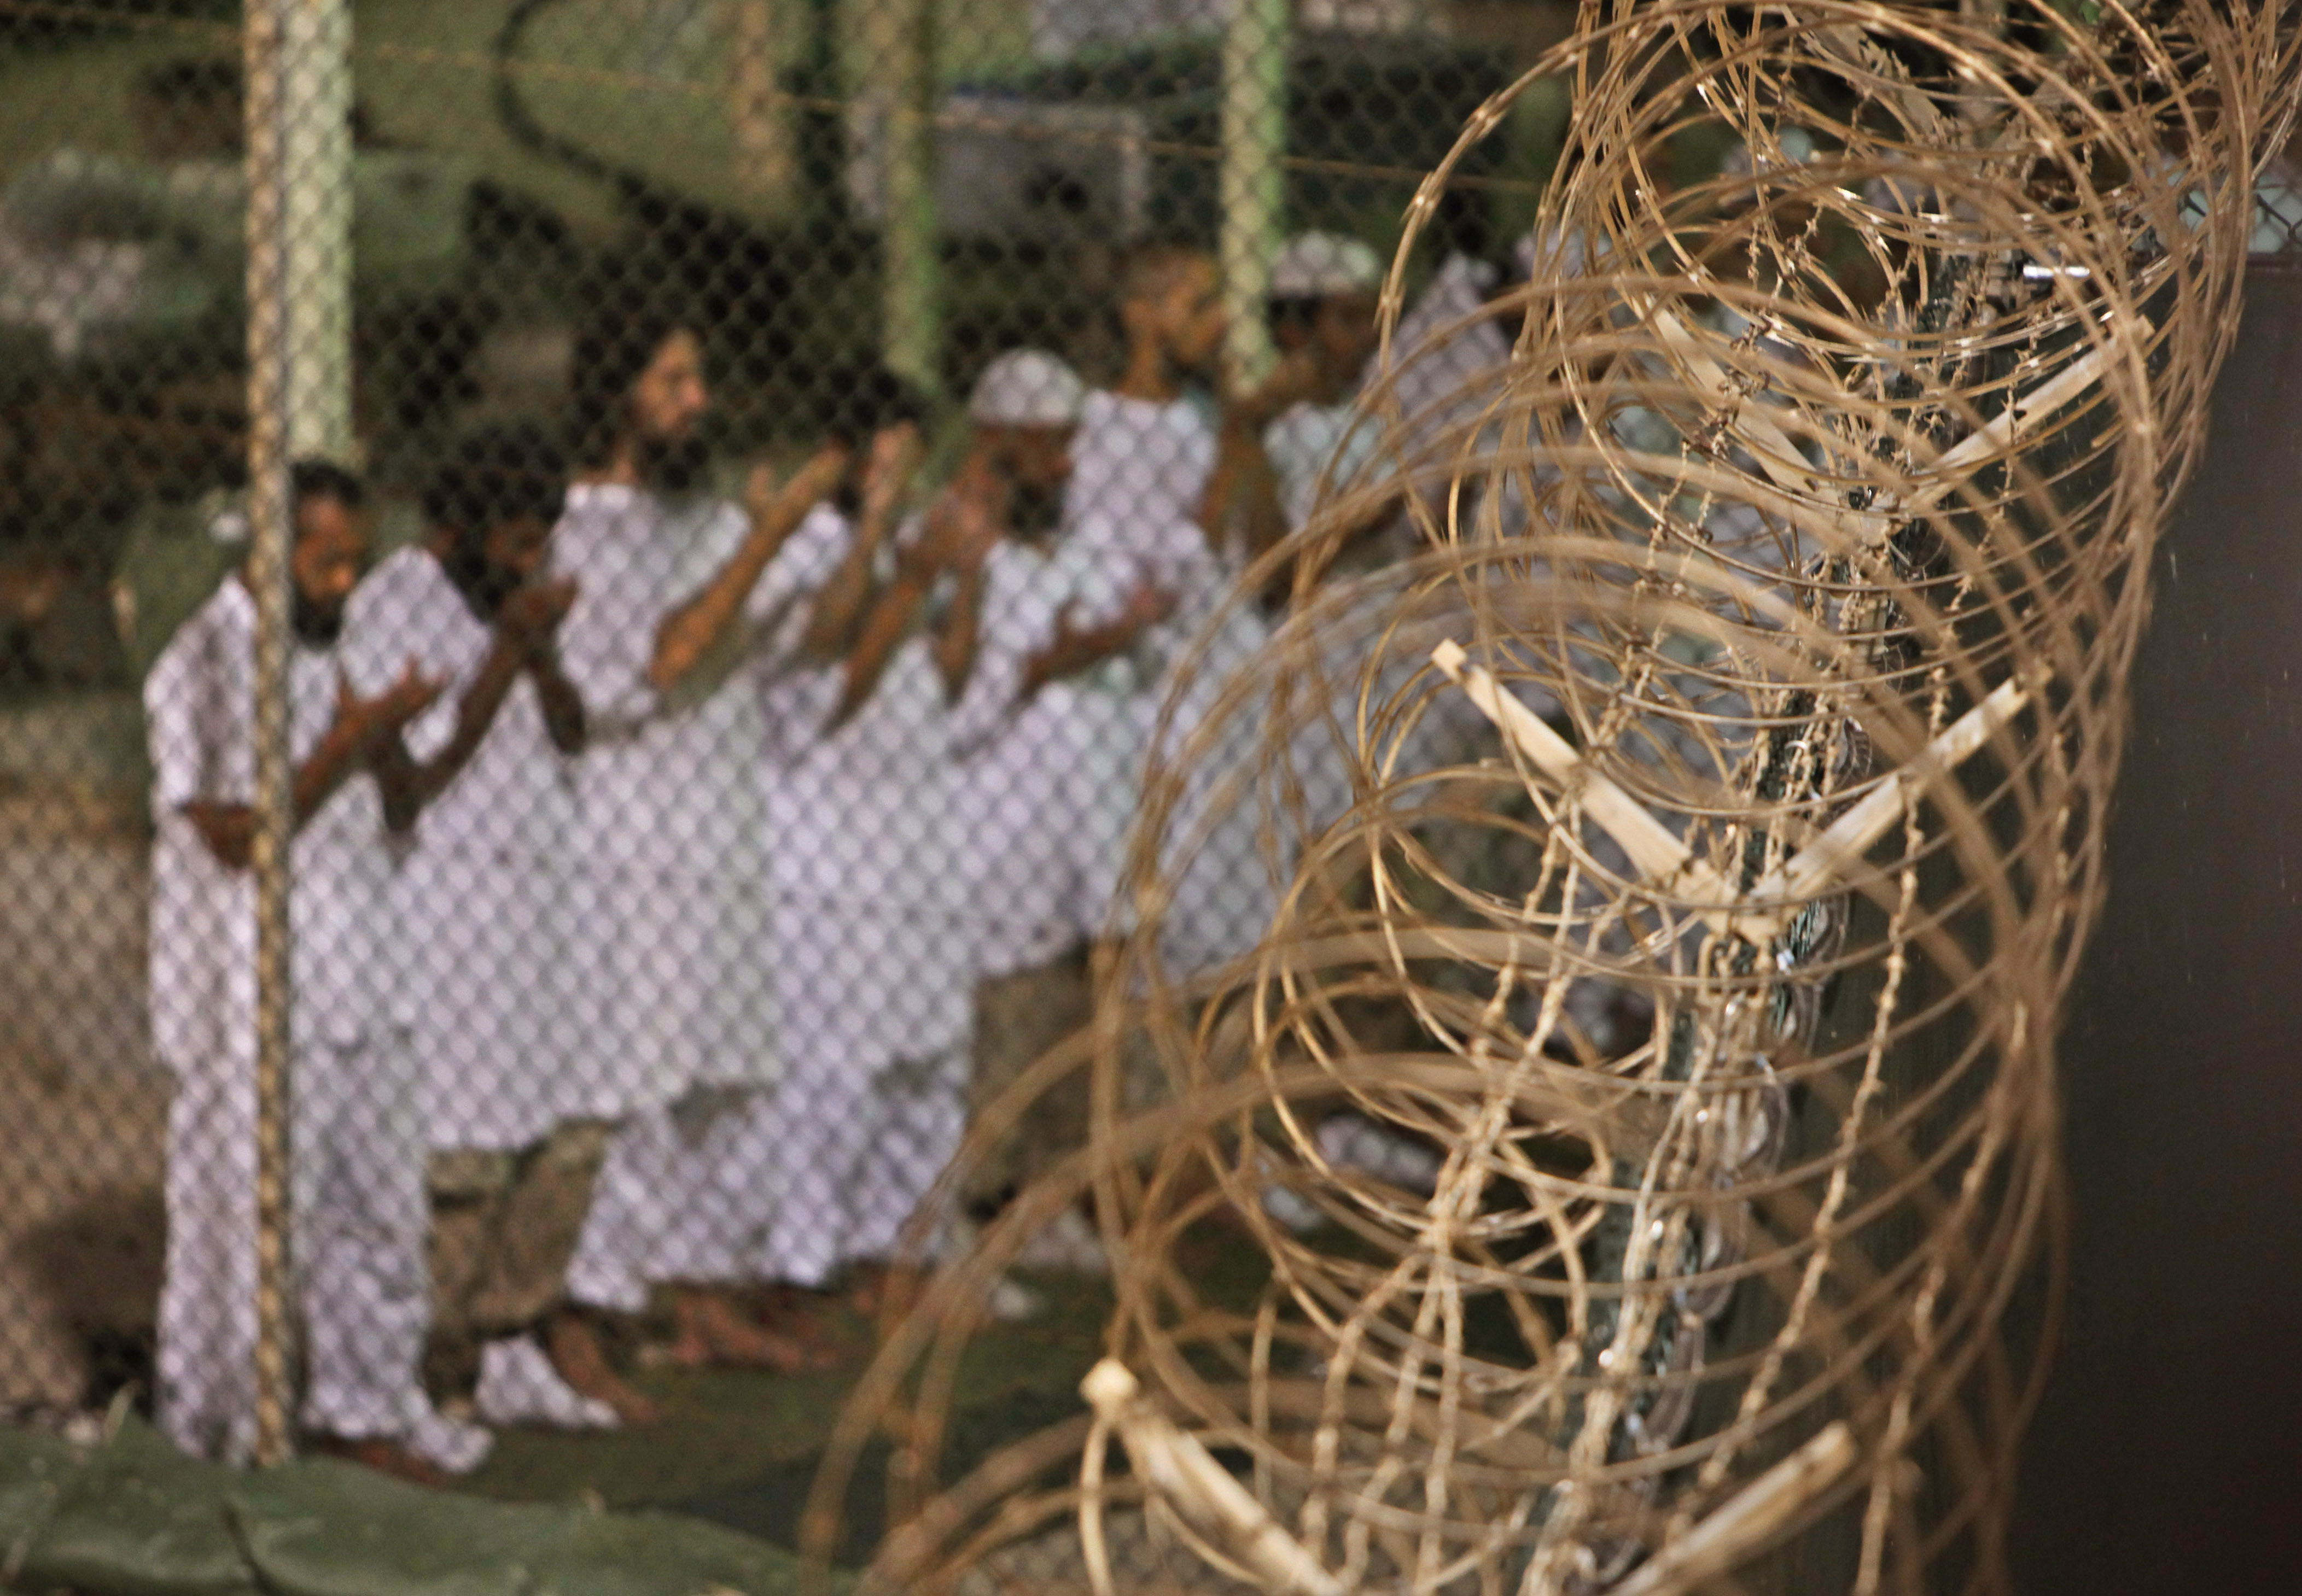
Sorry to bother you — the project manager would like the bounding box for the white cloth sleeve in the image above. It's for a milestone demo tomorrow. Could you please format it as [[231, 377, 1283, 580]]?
[[551, 502, 663, 736], [341, 554, 462, 764], [744, 504, 853, 656], [144, 611, 211, 813], [948, 544, 1063, 758]]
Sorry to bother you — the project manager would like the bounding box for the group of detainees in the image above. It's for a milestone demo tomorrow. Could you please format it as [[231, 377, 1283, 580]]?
[[145, 227, 1516, 1482]]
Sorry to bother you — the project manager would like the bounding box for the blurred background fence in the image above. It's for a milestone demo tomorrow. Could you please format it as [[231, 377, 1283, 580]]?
[[0, 0, 2297, 1548]]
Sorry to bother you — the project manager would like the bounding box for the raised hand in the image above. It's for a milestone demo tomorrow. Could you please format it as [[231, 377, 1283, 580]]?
[[498, 574, 579, 651], [1232, 344, 1322, 430], [746, 445, 851, 531], [376, 659, 447, 730], [182, 799, 254, 872], [860, 422, 926, 530], [923, 468, 1006, 574], [1120, 577, 1178, 631], [334, 660, 445, 750]]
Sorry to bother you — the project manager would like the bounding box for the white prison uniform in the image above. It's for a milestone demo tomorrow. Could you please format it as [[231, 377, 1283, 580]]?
[[147, 578, 430, 1460], [341, 548, 580, 1153], [551, 483, 778, 1113], [1265, 398, 1382, 537], [1066, 389, 1219, 568], [551, 484, 780, 1309], [1057, 387, 1264, 962], [755, 508, 974, 1289], [1067, 499, 1274, 974], [1382, 254, 1509, 479], [949, 539, 1111, 977]]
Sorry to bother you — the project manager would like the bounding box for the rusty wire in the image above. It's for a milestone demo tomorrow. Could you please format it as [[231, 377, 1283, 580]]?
[[811, 5, 2298, 1594]]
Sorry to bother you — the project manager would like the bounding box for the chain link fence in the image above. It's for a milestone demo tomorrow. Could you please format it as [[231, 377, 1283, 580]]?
[[0, 0, 2292, 1561]]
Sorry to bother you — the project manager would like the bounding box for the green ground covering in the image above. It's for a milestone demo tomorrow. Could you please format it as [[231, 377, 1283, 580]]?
[[0, 1267, 1111, 1593], [0, 1416, 823, 1596], [0, 1240, 1283, 1592], [455, 1267, 1114, 1529]]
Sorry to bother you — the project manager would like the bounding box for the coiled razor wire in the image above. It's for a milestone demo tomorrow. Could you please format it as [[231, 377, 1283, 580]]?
[[805, 5, 2300, 1594]]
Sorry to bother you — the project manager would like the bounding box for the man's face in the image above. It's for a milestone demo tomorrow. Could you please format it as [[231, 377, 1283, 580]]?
[[1314, 290, 1380, 382], [289, 494, 368, 639], [998, 424, 1075, 537], [1004, 425, 1074, 498], [632, 328, 710, 445], [482, 513, 552, 584], [1144, 255, 1226, 377]]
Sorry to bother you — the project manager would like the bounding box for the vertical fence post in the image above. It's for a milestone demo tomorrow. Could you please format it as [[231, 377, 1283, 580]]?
[[281, 0, 357, 461], [867, 0, 939, 393], [731, 0, 796, 207], [1221, 0, 1287, 394], [242, 0, 355, 1468], [241, 0, 296, 1470]]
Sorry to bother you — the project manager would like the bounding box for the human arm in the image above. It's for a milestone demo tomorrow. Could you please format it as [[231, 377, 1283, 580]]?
[[377, 576, 580, 831], [922, 464, 1007, 702], [648, 446, 849, 692], [188, 663, 442, 866], [828, 564, 933, 731], [527, 634, 587, 756], [800, 424, 923, 663], [1198, 349, 1318, 565], [1021, 580, 1175, 694]]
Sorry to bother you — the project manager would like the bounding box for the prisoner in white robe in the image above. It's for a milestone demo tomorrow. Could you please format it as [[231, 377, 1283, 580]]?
[[754, 506, 976, 1290], [550, 483, 781, 1309], [951, 536, 1112, 975], [340, 547, 580, 1154], [946, 353, 1111, 971], [1067, 498, 1275, 974], [147, 578, 446, 1464], [1059, 385, 1283, 969]]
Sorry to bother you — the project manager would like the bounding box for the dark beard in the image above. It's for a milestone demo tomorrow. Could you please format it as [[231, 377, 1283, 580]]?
[[442, 549, 522, 621], [636, 432, 712, 497], [1012, 480, 1062, 540], [292, 587, 344, 647]]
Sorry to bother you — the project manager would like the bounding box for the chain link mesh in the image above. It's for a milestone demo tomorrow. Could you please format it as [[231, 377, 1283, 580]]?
[[0, 0, 1563, 1505], [0, 0, 2292, 1579]]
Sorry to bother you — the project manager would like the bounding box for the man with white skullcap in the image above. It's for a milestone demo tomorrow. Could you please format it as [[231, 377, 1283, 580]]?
[[942, 350, 1172, 1212], [1254, 230, 1387, 542], [735, 349, 1150, 1313]]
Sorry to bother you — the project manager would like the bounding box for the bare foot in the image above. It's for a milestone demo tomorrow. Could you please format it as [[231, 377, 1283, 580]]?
[[545, 1309, 662, 1427], [669, 1288, 841, 1373], [853, 1262, 935, 1325], [307, 1433, 450, 1489], [759, 1285, 853, 1364], [847, 1262, 894, 1320]]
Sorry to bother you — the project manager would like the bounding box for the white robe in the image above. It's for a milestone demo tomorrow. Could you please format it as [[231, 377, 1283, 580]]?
[[1067, 502, 1274, 976], [147, 578, 430, 1459], [551, 484, 785, 1307], [1264, 398, 1378, 539], [1379, 253, 1511, 486], [755, 509, 974, 1288], [1059, 387, 1279, 971], [949, 537, 1123, 977], [551, 483, 778, 1118], [341, 547, 582, 1153]]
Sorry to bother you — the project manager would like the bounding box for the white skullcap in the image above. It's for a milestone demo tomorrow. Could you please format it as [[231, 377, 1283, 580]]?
[[1269, 231, 1384, 299], [969, 349, 1086, 428]]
